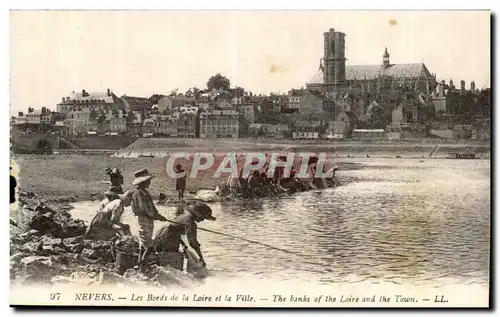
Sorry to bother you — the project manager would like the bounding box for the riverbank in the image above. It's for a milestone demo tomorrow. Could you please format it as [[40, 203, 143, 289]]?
[[12, 153, 351, 204], [117, 137, 490, 158], [10, 191, 205, 288]]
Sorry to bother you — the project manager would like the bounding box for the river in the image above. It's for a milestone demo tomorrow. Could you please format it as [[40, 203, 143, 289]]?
[[70, 158, 490, 305]]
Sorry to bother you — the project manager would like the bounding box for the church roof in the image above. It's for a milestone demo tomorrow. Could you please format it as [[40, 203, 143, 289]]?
[[307, 63, 432, 84]]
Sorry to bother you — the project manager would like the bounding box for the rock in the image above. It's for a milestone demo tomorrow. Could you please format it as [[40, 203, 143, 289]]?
[[10, 252, 25, 263], [61, 219, 87, 238], [63, 236, 84, 253], [41, 236, 63, 247], [99, 271, 131, 284], [51, 275, 74, 284], [63, 236, 84, 246], [20, 255, 57, 282], [154, 265, 199, 288], [81, 249, 98, 259], [20, 241, 42, 254], [28, 213, 62, 237]]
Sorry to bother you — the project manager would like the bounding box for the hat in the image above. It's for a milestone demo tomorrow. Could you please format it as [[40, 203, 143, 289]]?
[[106, 168, 121, 175], [132, 168, 155, 186], [187, 203, 216, 221]]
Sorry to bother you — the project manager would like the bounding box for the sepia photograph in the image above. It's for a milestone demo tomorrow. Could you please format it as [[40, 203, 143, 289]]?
[[8, 10, 491, 308]]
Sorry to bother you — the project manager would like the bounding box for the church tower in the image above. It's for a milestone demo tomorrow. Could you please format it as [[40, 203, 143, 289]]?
[[383, 47, 390, 68], [323, 28, 347, 92]]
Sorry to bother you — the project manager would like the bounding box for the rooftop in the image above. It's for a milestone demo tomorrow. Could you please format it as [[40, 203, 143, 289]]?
[[308, 63, 433, 84]]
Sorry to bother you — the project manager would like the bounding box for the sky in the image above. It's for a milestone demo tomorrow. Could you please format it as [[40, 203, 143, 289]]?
[[9, 10, 491, 114]]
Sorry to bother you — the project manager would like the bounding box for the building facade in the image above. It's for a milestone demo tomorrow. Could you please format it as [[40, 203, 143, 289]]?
[[306, 29, 438, 95], [199, 109, 239, 138]]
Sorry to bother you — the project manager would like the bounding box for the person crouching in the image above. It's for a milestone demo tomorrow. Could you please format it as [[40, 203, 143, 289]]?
[[85, 190, 133, 240], [152, 202, 216, 271]]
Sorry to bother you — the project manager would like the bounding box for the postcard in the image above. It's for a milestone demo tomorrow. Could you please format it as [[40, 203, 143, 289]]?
[[9, 10, 491, 308]]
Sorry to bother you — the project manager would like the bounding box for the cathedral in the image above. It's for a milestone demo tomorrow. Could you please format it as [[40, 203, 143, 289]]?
[[306, 28, 438, 96]]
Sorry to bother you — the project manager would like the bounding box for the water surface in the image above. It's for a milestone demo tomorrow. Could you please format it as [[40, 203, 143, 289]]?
[[72, 158, 490, 289]]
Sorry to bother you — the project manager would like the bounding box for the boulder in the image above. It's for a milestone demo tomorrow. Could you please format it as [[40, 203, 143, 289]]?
[[19, 255, 58, 282], [10, 252, 25, 264], [154, 265, 199, 288], [20, 241, 42, 254], [61, 219, 87, 238], [63, 236, 85, 254], [28, 213, 62, 237], [123, 268, 151, 285]]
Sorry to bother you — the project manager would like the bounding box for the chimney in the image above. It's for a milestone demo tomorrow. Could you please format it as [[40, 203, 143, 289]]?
[[471, 81, 475, 92], [82, 89, 86, 95], [107, 88, 111, 96], [460, 80, 465, 91], [61, 97, 65, 103], [449, 79, 454, 90]]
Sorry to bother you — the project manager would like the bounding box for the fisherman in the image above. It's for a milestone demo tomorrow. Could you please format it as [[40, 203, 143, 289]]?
[[174, 164, 186, 202], [130, 168, 168, 272], [98, 186, 122, 211], [152, 202, 216, 271], [85, 189, 133, 240], [106, 168, 124, 194]]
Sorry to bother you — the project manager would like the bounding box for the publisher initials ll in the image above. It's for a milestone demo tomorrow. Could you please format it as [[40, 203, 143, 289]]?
[[434, 295, 448, 303]]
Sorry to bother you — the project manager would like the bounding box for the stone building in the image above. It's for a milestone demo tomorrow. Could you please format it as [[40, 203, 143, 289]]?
[[199, 109, 239, 138], [306, 28, 438, 95], [56, 89, 120, 113]]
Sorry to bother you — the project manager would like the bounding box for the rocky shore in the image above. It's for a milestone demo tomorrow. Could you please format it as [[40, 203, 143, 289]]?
[[10, 191, 204, 289]]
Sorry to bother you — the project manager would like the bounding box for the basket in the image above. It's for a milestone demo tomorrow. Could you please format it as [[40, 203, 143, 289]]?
[[115, 251, 139, 272]]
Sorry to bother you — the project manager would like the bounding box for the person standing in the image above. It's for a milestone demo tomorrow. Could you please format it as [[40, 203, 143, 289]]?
[[152, 202, 216, 270], [174, 164, 186, 202], [10, 167, 17, 204], [106, 168, 124, 194], [130, 168, 167, 272]]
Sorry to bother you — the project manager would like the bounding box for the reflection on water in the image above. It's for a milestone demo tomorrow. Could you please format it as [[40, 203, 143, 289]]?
[[71, 158, 490, 288]]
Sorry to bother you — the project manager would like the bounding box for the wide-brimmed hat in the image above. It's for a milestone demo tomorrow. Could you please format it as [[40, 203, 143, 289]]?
[[186, 203, 216, 221], [132, 168, 155, 186]]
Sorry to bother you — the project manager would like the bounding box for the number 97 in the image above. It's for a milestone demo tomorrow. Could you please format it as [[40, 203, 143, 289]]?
[[50, 293, 61, 301]]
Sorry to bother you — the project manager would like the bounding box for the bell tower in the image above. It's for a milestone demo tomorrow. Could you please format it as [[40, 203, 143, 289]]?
[[383, 47, 390, 68], [323, 28, 347, 92]]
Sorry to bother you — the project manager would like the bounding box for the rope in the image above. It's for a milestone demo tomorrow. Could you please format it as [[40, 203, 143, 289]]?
[[162, 218, 308, 259]]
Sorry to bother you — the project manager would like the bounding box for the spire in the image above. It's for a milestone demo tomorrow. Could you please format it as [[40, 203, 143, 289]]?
[[383, 47, 390, 68], [383, 47, 389, 58]]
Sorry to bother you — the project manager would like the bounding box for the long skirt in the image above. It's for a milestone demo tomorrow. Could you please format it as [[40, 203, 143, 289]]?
[[137, 215, 154, 249]]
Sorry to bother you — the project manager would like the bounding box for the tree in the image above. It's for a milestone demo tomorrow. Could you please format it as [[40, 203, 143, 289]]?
[[233, 86, 245, 98], [169, 89, 179, 97], [207, 73, 231, 91]]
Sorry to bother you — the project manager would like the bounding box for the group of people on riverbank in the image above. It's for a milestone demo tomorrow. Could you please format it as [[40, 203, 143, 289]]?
[[222, 155, 338, 199], [85, 167, 215, 275]]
